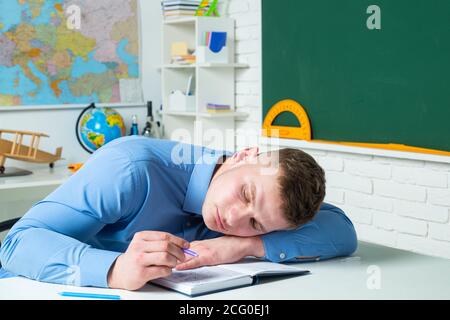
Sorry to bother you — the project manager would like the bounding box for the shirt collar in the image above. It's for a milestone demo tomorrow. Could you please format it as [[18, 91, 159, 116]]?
[[183, 151, 229, 215]]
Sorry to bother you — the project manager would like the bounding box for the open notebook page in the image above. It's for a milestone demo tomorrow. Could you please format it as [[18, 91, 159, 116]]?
[[218, 261, 307, 277], [151, 261, 309, 296], [151, 266, 254, 296], [165, 266, 245, 286]]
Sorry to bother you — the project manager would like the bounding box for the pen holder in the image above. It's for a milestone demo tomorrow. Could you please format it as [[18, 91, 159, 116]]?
[[169, 90, 196, 112], [196, 46, 229, 64]]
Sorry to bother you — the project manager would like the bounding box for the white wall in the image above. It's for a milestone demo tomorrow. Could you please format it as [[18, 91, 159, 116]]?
[[228, 0, 450, 259], [0, 0, 162, 169]]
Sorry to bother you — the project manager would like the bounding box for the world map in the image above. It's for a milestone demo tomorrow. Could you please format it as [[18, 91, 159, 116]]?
[[0, 0, 140, 106]]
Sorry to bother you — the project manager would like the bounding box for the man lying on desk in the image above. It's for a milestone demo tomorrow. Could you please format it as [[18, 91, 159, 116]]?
[[0, 136, 357, 291]]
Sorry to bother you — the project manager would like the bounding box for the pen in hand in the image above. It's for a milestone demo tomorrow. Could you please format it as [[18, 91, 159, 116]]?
[[182, 248, 198, 257]]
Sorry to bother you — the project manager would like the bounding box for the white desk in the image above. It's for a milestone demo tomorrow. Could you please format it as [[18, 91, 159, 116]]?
[[0, 166, 70, 191], [0, 167, 70, 238], [1, 241, 449, 300]]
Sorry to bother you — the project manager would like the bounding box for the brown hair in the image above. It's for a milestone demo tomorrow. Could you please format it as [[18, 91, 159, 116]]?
[[276, 148, 326, 228]]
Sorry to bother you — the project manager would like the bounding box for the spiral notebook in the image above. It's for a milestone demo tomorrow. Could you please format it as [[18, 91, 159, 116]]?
[[151, 260, 310, 297]]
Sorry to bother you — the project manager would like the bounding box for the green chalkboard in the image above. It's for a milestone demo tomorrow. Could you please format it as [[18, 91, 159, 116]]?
[[262, 0, 450, 152]]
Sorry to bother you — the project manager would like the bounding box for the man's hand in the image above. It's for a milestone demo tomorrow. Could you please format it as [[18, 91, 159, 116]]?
[[175, 236, 265, 271], [107, 231, 189, 290]]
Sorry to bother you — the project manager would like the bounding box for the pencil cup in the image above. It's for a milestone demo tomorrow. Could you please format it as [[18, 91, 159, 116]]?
[[169, 90, 196, 112], [196, 46, 229, 64]]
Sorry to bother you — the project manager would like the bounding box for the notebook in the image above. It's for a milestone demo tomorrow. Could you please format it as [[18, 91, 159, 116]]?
[[151, 260, 310, 297]]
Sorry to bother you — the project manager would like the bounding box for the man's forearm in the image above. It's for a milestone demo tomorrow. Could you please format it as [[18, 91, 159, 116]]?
[[240, 236, 265, 258], [0, 224, 120, 287]]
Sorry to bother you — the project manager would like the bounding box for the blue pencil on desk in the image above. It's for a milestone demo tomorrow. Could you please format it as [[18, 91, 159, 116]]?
[[59, 291, 121, 300], [183, 248, 198, 257]]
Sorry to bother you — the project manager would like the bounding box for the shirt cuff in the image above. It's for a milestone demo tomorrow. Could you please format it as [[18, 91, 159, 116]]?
[[261, 231, 302, 262], [79, 247, 122, 288]]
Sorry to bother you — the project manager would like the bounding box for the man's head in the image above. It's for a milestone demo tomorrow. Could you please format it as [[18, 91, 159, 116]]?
[[202, 147, 326, 237]]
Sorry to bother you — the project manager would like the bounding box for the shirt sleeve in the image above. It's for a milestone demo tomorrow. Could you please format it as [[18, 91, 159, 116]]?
[[0, 147, 142, 288], [261, 203, 358, 262]]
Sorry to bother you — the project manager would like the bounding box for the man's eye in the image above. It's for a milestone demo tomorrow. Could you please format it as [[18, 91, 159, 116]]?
[[250, 218, 260, 232], [242, 186, 250, 203]]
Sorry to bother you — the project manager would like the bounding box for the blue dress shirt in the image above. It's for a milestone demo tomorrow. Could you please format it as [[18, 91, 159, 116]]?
[[0, 136, 357, 288]]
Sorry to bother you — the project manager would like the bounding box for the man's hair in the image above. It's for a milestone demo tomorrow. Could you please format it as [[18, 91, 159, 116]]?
[[276, 148, 326, 228]]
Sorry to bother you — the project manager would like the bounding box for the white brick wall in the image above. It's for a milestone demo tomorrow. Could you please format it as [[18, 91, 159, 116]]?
[[374, 180, 427, 202], [227, 0, 450, 259]]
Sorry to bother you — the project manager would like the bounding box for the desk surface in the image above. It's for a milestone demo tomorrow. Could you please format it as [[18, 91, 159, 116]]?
[[1, 241, 449, 300], [0, 167, 70, 190]]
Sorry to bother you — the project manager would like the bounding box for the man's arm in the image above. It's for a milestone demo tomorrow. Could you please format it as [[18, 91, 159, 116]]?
[[260, 203, 358, 262], [0, 147, 141, 287], [176, 203, 357, 270]]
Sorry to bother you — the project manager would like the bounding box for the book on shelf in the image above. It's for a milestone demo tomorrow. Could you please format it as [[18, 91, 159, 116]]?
[[151, 259, 310, 297], [161, 0, 209, 19], [163, 11, 208, 20], [162, 0, 202, 6], [171, 55, 196, 65], [207, 110, 232, 114], [162, 4, 203, 10], [164, 10, 198, 16], [207, 103, 231, 112], [163, 2, 201, 7], [163, 7, 199, 12]]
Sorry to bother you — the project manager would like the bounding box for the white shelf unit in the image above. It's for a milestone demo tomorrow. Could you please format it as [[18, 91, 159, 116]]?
[[161, 17, 248, 151]]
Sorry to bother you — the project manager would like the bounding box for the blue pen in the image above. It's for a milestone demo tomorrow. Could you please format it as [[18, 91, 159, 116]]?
[[59, 291, 121, 300], [183, 248, 199, 257]]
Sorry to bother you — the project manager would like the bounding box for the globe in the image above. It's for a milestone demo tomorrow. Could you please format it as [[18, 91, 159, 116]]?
[[76, 103, 126, 153]]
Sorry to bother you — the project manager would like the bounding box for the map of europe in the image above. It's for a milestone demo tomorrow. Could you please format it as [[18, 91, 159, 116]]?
[[0, 0, 140, 106]]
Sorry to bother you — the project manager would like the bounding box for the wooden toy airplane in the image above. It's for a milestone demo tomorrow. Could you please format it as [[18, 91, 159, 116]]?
[[0, 129, 63, 174]]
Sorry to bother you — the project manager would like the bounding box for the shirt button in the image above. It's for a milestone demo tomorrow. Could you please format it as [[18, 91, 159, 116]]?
[[279, 252, 286, 259], [186, 222, 191, 227]]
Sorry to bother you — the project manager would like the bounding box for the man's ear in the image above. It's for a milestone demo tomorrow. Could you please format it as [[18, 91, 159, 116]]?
[[231, 147, 259, 164]]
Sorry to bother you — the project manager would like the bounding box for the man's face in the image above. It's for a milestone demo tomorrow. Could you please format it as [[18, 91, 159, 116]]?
[[202, 148, 291, 237]]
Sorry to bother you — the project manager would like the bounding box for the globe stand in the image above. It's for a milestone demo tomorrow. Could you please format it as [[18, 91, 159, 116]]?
[[76, 103, 96, 154]]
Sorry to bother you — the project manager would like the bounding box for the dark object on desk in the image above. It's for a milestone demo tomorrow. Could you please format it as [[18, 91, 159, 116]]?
[[0, 218, 19, 234], [0, 217, 20, 267], [0, 167, 32, 178]]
